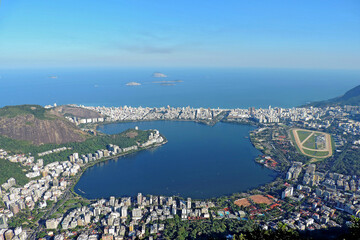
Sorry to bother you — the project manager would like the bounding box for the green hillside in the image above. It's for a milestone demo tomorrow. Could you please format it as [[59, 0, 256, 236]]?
[[0, 159, 28, 186], [307, 85, 360, 107], [0, 129, 151, 164], [0, 105, 52, 120]]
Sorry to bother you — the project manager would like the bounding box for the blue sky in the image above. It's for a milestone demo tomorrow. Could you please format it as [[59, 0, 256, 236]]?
[[0, 0, 359, 69]]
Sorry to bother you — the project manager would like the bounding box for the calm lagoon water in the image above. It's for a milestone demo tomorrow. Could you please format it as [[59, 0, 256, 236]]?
[[75, 121, 277, 199]]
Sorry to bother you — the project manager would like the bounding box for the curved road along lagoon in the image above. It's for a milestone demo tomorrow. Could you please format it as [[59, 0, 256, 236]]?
[[75, 121, 277, 199]]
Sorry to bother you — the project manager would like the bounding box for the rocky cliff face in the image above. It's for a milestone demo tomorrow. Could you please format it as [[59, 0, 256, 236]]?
[[0, 107, 87, 145]]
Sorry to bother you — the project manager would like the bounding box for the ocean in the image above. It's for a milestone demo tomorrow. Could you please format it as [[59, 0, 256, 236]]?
[[1, 68, 359, 108]]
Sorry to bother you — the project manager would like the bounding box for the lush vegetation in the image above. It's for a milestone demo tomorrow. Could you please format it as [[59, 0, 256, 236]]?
[[0, 158, 28, 185], [0, 105, 53, 120], [41, 129, 150, 164], [233, 223, 300, 240], [50, 197, 90, 219], [0, 129, 151, 165], [0, 128, 151, 186], [331, 144, 360, 176], [159, 216, 309, 240], [308, 84, 360, 107], [161, 216, 257, 240], [0, 134, 41, 154], [159, 215, 360, 240]]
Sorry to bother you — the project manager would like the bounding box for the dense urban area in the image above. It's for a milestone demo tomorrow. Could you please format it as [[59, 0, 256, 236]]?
[[2, 103, 360, 239]]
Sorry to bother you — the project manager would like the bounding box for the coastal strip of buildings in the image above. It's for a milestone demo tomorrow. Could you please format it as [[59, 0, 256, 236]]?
[[0, 130, 165, 239], [68, 105, 360, 135]]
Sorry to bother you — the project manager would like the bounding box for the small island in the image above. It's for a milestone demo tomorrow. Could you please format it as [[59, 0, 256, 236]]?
[[152, 80, 183, 84], [152, 72, 167, 78], [126, 82, 141, 86]]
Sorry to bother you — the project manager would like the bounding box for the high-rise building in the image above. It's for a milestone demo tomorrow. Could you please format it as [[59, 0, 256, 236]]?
[[52, 178, 59, 187], [94, 207, 101, 216], [132, 208, 142, 220], [137, 193, 142, 205], [46, 219, 59, 229], [0, 214, 7, 229], [7, 178, 16, 187], [282, 187, 294, 199], [129, 224, 134, 232], [0, 229, 7, 240], [14, 227, 22, 236], [4, 230, 14, 240], [103, 150, 109, 157], [121, 207, 128, 218], [109, 196, 115, 207], [159, 196, 164, 205], [168, 197, 173, 206], [187, 198, 191, 209], [9, 203, 19, 215]]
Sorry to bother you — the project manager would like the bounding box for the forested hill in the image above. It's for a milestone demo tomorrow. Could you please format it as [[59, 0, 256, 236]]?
[[307, 84, 360, 107], [0, 105, 88, 145]]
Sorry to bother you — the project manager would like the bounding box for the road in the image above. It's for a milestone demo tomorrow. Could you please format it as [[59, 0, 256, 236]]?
[[28, 189, 72, 240]]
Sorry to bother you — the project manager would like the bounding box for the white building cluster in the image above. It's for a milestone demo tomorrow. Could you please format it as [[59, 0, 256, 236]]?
[[1, 160, 80, 229], [46, 194, 215, 240], [0, 150, 34, 166], [75, 105, 353, 131], [274, 163, 360, 232], [0, 129, 165, 232], [80, 105, 224, 122], [65, 116, 104, 125]]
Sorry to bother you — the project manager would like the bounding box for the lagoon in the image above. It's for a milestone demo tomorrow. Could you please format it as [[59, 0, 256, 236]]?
[[75, 121, 277, 199]]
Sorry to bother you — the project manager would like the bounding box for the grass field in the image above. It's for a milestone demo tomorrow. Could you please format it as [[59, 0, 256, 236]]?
[[303, 136, 316, 149], [297, 130, 312, 143], [303, 149, 329, 157], [303, 133, 326, 150]]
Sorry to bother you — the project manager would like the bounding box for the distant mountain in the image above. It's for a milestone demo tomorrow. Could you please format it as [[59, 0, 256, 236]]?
[[307, 85, 360, 107], [0, 105, 88, 145]]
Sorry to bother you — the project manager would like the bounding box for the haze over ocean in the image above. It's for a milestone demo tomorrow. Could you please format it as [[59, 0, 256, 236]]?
[[0, 68, 359, 109]]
